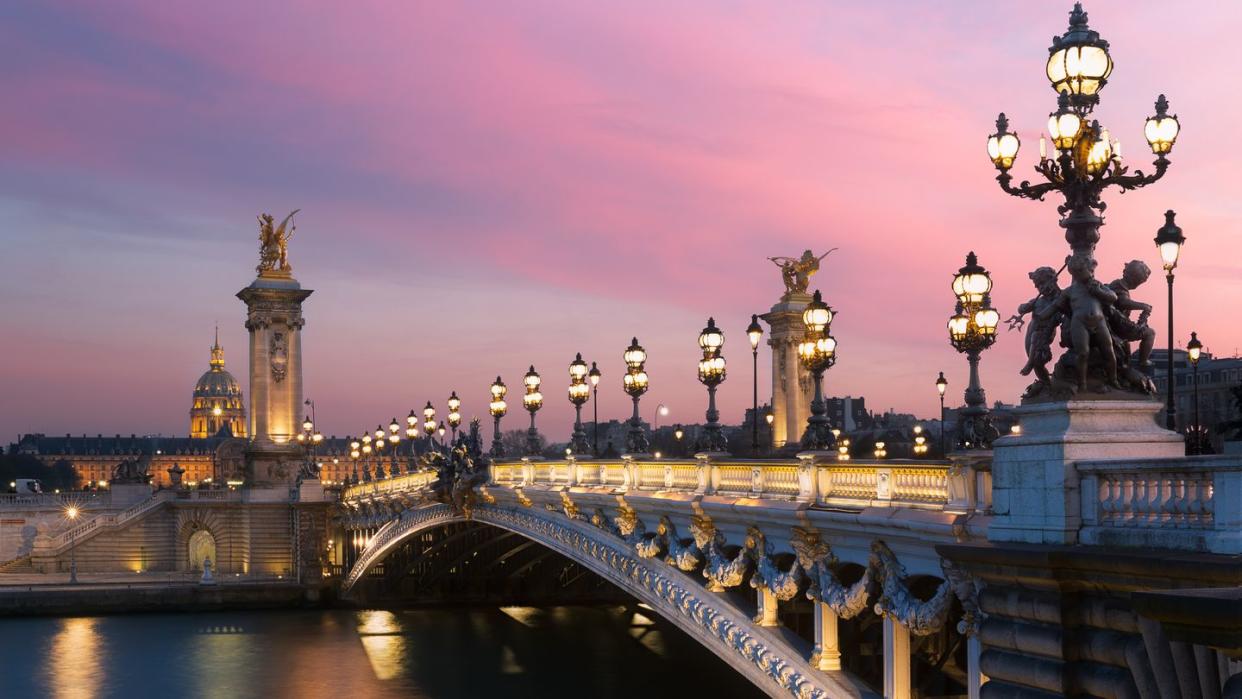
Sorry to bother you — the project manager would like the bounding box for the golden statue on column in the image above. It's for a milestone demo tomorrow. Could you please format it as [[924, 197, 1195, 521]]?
[[256, 210, 299, 277]]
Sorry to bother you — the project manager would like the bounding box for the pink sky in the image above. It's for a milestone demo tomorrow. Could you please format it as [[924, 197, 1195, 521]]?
[[2, 1, 1240, 442]]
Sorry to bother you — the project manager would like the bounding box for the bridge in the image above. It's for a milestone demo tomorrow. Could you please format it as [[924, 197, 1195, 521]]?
[[338, 453, 994, 698]]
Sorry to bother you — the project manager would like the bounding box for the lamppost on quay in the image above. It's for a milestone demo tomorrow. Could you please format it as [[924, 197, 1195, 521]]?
[[796, 290, 838, 451], [747, 314, 764, 454], [588, 362, 601, 456], [66, 504, 80, 584], [295, 413, 324, 481], [622, 338, 650, 454], [1187, 331, 1203, 454], [935, 372, 948, 455], [489, 376, 508, 457], [568, 354, 591, 455], [697, 318, 728, 453], [1155, 211, 1186, 430], [523, 365, 544, 456], [447, 392, 462, 443], [987, 2, 1180, 400], [947, 253, 1000, 449]]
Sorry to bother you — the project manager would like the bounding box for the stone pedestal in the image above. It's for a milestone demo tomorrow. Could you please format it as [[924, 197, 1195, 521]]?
[[237, 272, 312, 487], [761, 293, 812, 449], [110, 482, 153, 507], [988, 400, 1183, 545]]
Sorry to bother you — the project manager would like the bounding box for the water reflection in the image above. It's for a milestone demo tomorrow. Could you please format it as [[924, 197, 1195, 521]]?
[[3, 607, 764, 699], [49, 617, 102, 699]]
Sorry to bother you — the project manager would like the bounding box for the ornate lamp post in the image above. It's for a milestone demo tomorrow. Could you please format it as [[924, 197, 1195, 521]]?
[[935, 372, 948, 454], [913, 425, 929, 457], [348, 437, 360, 484], [673, 424, 685, 456], [1155, 211, 1185, 430], [360, 433, 373, 482], [797, 290, 838, 451], [405, 411, 419, 471], [988, 3, 1179, 398], [948, 253, 1000, 449], [568, 354, 591, 455], [697, 318, 728, 453], [522, 366, 544, 456], [622, 338, 650, 454], [1187, 332, 1203, 454], [489, 376, 508, 457], [295, 414, 324, 481], [387, 418, 402, 475], [373, 425, 389, 478], [588, 362, 601, 455], [747, 314, 764, 453], [447, 392, 462, 443]]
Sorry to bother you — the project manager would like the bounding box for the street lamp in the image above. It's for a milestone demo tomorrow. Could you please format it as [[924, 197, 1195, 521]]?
[[797, 290, 838, 451], [1155, 210, 1185, 430], [447, 391, 462, 443], [523, 366, 544, 456], [588, 362, 601, 456], [373, 425, 389, 478], [348, 437, 360, 484], [568, 354, 591, 455], [1187, 331, 1203, 455], [489, 376, 508, 457], [423, 401, 437, 450], [913, 425, 929, 456], [360, 433, 373, 481], [747, 314, 764, 453], [936, 372, 948, 454], [622, 338, 651, 454], [65, 504, 80, 583], [948, 253, 1000, 450], [387, 417, 402, 475], [697, 318, 728, 453], [295, 414, 323, 481], [988, 3, 1179, 398]]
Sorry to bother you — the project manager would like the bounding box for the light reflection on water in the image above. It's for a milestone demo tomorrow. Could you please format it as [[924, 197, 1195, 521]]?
[[3, 607, 763, 699]]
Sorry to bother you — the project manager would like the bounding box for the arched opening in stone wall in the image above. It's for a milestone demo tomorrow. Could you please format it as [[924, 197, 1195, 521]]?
[[187, 529, 216, 572]]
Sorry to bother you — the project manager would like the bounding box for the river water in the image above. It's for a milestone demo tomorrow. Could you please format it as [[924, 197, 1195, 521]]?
[[2, 606, 765, 698]]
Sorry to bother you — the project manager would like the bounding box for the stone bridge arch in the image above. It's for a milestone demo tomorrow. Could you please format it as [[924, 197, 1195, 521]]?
[[342, 502, 865, 699]]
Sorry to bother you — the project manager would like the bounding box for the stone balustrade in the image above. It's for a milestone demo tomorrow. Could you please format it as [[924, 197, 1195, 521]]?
[[1078, 455, 1242, 554], [487, 454, 989, 514], [341, 469, 436, 501], [0, 492, 109, 509]]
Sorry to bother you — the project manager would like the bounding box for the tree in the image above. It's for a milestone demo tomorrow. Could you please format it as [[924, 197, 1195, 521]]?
[[499, 429, 546, 458]]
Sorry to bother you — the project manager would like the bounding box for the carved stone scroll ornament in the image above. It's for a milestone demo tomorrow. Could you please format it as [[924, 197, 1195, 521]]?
[[691, 515, 752, 592], [560, 492, 587, 522], [748, 527, 804, 602], [634, 517, 668, 559], [791, 528, 871, 619], [941, 557, 984, 636], [613, 503, 646, 547], [870, 540, 952, 636]]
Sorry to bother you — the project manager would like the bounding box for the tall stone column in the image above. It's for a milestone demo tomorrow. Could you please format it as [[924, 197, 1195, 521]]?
[[761, 292, 812, 449], [812, 602, 842, 671], [237, 273, 312, 485], [883, 615, 912, 699]]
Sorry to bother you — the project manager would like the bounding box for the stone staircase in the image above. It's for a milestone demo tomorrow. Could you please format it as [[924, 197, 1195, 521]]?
[[0, 555, 34, 573]]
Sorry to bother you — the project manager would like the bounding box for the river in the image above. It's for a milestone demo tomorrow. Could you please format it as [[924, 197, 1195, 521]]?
[[2, 606, 765, 698]]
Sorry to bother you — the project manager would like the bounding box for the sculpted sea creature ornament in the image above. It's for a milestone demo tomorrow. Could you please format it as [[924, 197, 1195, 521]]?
[[792, 528, 871, 618], [692, 515, 752, 591], [870, 540, 952, 636], [660, 517, 703, 572], [749, 526, 804, 602]]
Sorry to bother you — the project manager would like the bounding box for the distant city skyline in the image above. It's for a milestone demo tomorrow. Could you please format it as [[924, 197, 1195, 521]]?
[[3, 1, 1240, 441]]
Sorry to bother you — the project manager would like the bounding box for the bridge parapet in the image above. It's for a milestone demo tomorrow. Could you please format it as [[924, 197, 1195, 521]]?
[[488, 454, 991, 515], [1078, 454, 1242, 554]]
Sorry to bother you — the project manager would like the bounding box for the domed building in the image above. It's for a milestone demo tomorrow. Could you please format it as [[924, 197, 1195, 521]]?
[[190, 331, 247, 438]]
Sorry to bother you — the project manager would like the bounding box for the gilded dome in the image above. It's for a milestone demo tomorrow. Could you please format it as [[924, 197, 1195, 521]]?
[[190, 330, 247, 438]]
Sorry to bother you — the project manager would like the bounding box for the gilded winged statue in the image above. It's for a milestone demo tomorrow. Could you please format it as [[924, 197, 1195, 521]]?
[[257, 209, 299, 276], [768, 248, 837, 297]]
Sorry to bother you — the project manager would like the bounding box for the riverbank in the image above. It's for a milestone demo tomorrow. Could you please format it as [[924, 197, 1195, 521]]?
[[0, 574, 333, 616]]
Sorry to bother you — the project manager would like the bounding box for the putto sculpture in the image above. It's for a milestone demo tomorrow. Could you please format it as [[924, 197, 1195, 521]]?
[[987, 3, 1179, 401], [768, 249, 836, 298], [256, 210, 299, 277]]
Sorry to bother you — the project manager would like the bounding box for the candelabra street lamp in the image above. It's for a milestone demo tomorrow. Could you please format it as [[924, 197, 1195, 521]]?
[[295, 413, 324, 481], [588, 362, 601, 456], [523, 366, 544, 456], [948, 253, 1001, 449], [447, 391, 462, 443], [673, 424, 684, 456], [797, 290, 838, 451], [373, 425, 389, 479], [1187, 331, 1203, 455], [348, 437, 361, 484], [622, 338, 651, 454], [360, 433, 373, 481], [387, 418, 403, 475], [405, 411, 420, 471], [989, 3, 1180, 398], [568, 354, 591, 455], [423, 402, 438, 452], [747, 314, 764, 453], [489, 376, 508, 458], [936, 372, 948, 455], [1155, 210, 1185, 430], [913, 425, 929, 457], [697, 318, 728, 453]]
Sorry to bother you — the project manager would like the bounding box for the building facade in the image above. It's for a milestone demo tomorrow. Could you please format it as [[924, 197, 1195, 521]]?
[[1150, 349, 1242, 449]]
